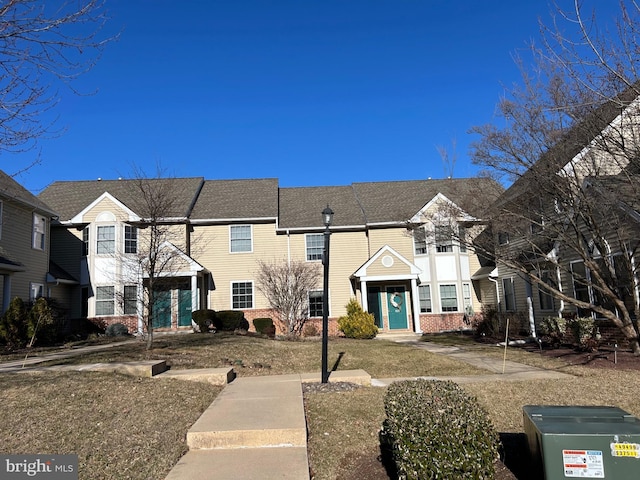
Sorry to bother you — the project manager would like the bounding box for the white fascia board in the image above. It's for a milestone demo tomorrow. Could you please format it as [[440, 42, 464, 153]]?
[[275, 224, 364, 233], [353, 244, 421, 278], [410, 192, 477, 223], [191, 217, 277, 225], [70, 192, 141, 223], [357, 274, 420, 282]]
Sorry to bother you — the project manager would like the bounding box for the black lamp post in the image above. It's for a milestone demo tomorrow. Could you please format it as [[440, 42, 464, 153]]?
[[321, 205, 334, 383]]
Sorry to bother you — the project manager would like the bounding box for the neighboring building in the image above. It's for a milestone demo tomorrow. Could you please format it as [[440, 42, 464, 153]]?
[[487, 86, 640, 344], [39, 176, 501, 335], [0, 170, 60, 313]]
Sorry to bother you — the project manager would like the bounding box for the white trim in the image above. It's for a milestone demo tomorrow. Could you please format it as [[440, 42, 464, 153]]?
[[410, 193, 477, 224], [71, 192, 141, 223], [353, 245, 421, 279], [229, 224, 253, 254], [230, 280, 254, 309]]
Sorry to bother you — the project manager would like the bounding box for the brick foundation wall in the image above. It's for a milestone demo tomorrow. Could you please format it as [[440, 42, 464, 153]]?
[[89, 315, 138, 334], [419, 313, 472, 334]]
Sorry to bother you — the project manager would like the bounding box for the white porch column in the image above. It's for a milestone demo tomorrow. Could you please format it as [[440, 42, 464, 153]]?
[[361, 280, 368, 311], [191, 274, 199, 311], [411, 278, 422, 333]]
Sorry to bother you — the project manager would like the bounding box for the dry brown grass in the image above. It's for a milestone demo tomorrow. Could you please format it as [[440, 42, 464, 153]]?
[[32, 333, 487, 378], [0, 371, 221, 480]]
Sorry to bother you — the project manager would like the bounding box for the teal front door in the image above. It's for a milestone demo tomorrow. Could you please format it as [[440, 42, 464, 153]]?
[[387, 286, 408, 330], [152, 289, 171, 328], [178, 288, 192, 327]]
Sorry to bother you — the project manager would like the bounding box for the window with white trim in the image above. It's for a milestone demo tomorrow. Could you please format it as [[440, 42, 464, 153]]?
[[308, 290, 323, 317], [413, 227, 427, 255], [498, 232, 510, 245], [538, 271, 555, 311], [97, 225, 115, 254], [306, 233, 324, 261], [439, 284, 458, 312], [230, 225, 252, 253], [435, 224, 453, 253], [82, 227, 89, 256], [96, 286, 115, 316], [124, 225, 138, 254], [30, 283, 44, 301], [232, 281, 253, 309], [418, 285, 432, 313], [124, 285, 138, 315], [502, 278, 516, 311], [32, 214, 46, 250], [463, 283, 473, 313]]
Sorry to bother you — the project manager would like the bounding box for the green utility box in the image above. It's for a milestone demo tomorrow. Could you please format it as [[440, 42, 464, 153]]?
[[523, 405, 640, 479]]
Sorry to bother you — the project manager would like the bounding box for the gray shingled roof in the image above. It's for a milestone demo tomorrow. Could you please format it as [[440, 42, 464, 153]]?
[[39, 177, 205, 222], [278, 186, 366, 229], [190, 178, 279, 221], [277, 178, 501, 230], [0, 170, 56, 215]]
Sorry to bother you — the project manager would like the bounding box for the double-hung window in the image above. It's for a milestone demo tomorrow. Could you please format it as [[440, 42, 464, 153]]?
[[97, 225, 115, 254], [435, 225, 453, 253], [230, 225, 252, 253], [440, 284, 458, 312], [96, 286, 115, 315], [232, 281, 253, 309], [308, 290, 324, 317], [124, 225, 138, 254], [462, 283, 473, 313], [414, 227, 427, 255], [538, 271, 555, 311], [82, 227, 89, 256], [418, 285, 432, 313], [503, 278, 516, 311], [306, 234, 324, 261], [33, 214, 46, 250], [124, 285, 138, 315]]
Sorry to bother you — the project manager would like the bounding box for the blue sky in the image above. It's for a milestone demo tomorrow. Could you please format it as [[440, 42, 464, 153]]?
[[8, 0, 622, 193]]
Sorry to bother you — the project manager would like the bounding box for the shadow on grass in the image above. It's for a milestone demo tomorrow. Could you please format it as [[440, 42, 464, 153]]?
[[500, 432, 535, 480], [331, 351, 345, 371]]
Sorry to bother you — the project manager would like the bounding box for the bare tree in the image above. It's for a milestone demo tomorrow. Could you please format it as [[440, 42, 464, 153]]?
[[0, 0, 111, 164], [116, 166, 206, 349], [470, 0, 640, 353], [255, 259, 321, 335]]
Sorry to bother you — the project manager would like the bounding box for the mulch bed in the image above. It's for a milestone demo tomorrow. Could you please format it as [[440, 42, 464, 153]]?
[[519, 342, 640, 370]]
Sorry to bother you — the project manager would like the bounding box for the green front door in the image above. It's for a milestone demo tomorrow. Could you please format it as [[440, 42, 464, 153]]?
[[152, 289, 171, 328], [387, 286, 408, 330], [367, 287, 383, 328], [178, 288, 192, 327]]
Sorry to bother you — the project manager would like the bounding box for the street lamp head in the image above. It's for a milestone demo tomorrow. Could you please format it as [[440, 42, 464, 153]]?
[[322, 205, 334, 227]]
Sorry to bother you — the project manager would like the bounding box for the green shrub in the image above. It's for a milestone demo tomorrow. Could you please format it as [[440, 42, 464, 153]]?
[[0, 297, 29, 349], [382, 379, 499, 479], [567, 316, 597, 350], [27, 297, 58, 346], [214, 310, 250, 331], [105, 323, 130, 337], [337, 299, 378, 339], [253, 317, 274, 334], [539, 316, 567, 346], [192, 309, 216, 333]]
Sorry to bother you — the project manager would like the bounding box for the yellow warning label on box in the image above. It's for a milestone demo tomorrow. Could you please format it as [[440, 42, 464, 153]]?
[[610, 443, 640, 458]]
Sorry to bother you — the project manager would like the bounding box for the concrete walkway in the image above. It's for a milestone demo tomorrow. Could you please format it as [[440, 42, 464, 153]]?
[[0, 334, 573, 479]]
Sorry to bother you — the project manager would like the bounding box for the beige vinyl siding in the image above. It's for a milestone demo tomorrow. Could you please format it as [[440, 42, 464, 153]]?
[[367, 227, 414, 259], [81, 197, 131, 223], [324, 231, 369, 314], [50, 227, 83, 280], [194, 223, 285, 311], [0, 200, 50, 306]]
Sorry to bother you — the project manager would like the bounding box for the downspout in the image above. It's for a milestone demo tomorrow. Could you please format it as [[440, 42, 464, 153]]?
[[488, 276, 500, 312], [286, 230, 291, 265]]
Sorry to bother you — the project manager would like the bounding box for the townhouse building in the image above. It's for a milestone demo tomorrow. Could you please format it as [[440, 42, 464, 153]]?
[[39, 176, 501, 335]]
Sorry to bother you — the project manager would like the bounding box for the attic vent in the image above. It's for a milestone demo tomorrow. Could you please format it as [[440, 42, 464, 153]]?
[[382, 255, 394, 268]]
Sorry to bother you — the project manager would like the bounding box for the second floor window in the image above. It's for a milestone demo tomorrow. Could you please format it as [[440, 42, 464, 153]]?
[[82, 227, 89, 256], [414, 228, 427, 255], [435, 225, 453, 253], [306, 233, 324, 261], [32, 214, 46, 250], [125, 225, 138, 254], [230, 225, 252, 253], [97, 225, 115, 254]]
